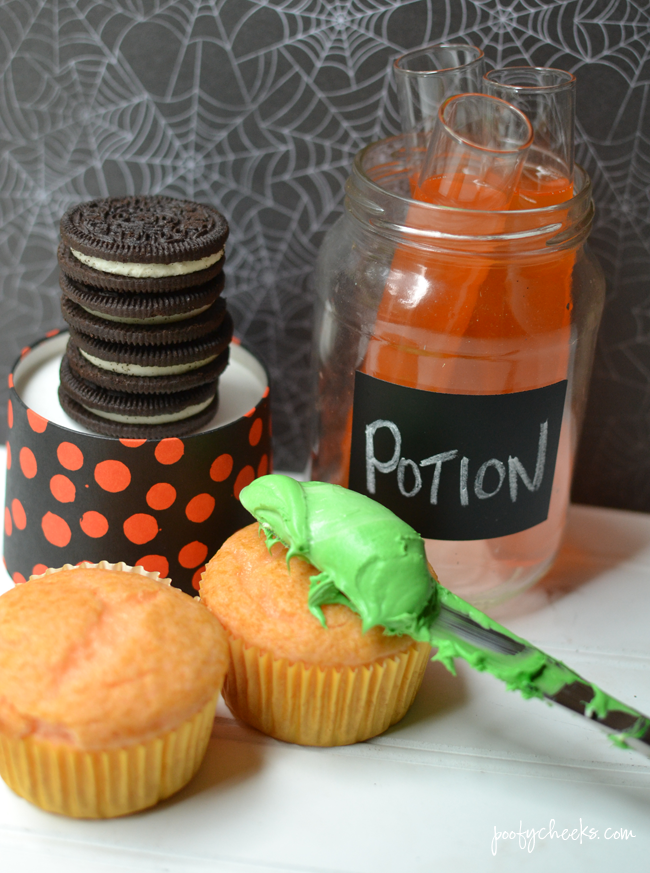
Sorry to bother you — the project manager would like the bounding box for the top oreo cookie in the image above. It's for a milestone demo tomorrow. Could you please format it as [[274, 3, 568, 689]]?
[[60, 195, 229, 268]]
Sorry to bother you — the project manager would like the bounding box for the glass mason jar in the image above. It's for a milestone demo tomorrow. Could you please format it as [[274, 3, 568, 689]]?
[[311, 134, 605, 607]]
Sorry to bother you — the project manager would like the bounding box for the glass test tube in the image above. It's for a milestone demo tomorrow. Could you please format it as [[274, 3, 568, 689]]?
[[483, 67, 576, 207], [416, 93, 534, 211], [394, 43, 486, 134], [394, 43, 485, 180]]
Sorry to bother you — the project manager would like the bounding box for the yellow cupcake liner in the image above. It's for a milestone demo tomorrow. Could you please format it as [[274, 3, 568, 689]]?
[[28, 559, 171, 585], [0, 692, 218, 818], [223, 634, 431, 746]]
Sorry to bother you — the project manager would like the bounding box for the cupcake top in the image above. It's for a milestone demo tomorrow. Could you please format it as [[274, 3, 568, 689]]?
[[0, 566, 229, 750], [200, 523, 416, 667]]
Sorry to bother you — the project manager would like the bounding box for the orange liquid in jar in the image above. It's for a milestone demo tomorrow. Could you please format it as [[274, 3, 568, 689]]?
[[357, 170, 575, 604]]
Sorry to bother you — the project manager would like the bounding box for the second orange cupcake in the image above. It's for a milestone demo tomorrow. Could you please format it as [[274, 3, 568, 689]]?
[[200, 524, 430, 746]]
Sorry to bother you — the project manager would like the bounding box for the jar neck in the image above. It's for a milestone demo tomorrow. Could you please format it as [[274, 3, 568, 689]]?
[[345, 134, 593, 255]]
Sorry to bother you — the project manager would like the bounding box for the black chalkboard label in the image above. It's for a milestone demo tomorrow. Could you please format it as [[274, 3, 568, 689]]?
[[348, 372, 568, 540]]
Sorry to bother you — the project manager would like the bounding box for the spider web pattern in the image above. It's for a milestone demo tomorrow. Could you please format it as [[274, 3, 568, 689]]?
[[0, 0, 648, 507]]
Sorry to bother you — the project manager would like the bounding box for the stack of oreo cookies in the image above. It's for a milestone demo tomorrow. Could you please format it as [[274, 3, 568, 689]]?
[[57, 195, 233, 438]]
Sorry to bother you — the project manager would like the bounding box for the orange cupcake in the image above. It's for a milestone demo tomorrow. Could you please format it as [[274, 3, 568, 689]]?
[[200, 524, 430, 746], [0, 561, 229, 818]]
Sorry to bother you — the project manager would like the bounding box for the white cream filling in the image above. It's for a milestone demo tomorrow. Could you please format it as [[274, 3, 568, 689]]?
[[71, 248, 223, 278], [79, 348, 217, 376], [83, 395, 214, 425], [81, 304, 210, 324]]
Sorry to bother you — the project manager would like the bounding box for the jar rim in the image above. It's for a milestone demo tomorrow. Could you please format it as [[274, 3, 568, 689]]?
[[347, 134, 593, 250], [351, 134, 590, 218]]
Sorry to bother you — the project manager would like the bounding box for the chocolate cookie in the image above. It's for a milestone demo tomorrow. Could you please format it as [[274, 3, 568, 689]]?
[[61, 294, 228, 346], [59, 390, 219, 438], [57, 243, 226, 293], [59, 356, 220, 438], [65, 337, 229, 394], [59, 271, 224, 323], [67, 311, 233, 374], [60, 196, 229, 265]]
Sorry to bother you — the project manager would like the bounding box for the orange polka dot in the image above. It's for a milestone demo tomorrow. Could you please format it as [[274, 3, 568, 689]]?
[[50, 474, 76, 503], [154, 438, 184, 465], [4, 508, 12, 537], [27, 409, 47, 433], [249, 418, 263, 446], [57, 441, 83, 471], [123, 513, 159, 545], [32, 564, 48, 577], [234, 465, 255, 499], [12, 572, 27, 585], [45, 328, 60, 338], [192, 565, 206, 591], [136, 554, 169, 579], [42, 512, 71, 547], [95, 459, 131, 493], [185, 493, 215, 523], [244, 406, 255, 418], [262, 386, 269, 399], [120, 438, 147, 447], [19, 447, 37, 479], [11, 499, 26, 530], [7, 374, 13, 388], [80, 511, 109, 538], [6, 442, 10, 470], [257, 454, 269, 478], [7, 399, 13, 429], [178, 541, 208, 569], [146, 482, 176, 511], [20, 347, 29, 358], [210, 453, 233, 482]]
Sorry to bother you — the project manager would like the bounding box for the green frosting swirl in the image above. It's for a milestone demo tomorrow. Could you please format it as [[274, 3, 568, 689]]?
[[240, 474, 437, 636], [240, 474, 648, 750]]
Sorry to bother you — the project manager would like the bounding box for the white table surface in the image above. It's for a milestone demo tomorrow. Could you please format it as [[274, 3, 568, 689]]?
[[0, 445, 648, 872]]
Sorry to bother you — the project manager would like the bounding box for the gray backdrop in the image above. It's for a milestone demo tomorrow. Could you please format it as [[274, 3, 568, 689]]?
[[0, 0, 648, 510]]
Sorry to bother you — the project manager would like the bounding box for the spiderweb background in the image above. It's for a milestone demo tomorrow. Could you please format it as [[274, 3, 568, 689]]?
[[0, 0, 648, 509]]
